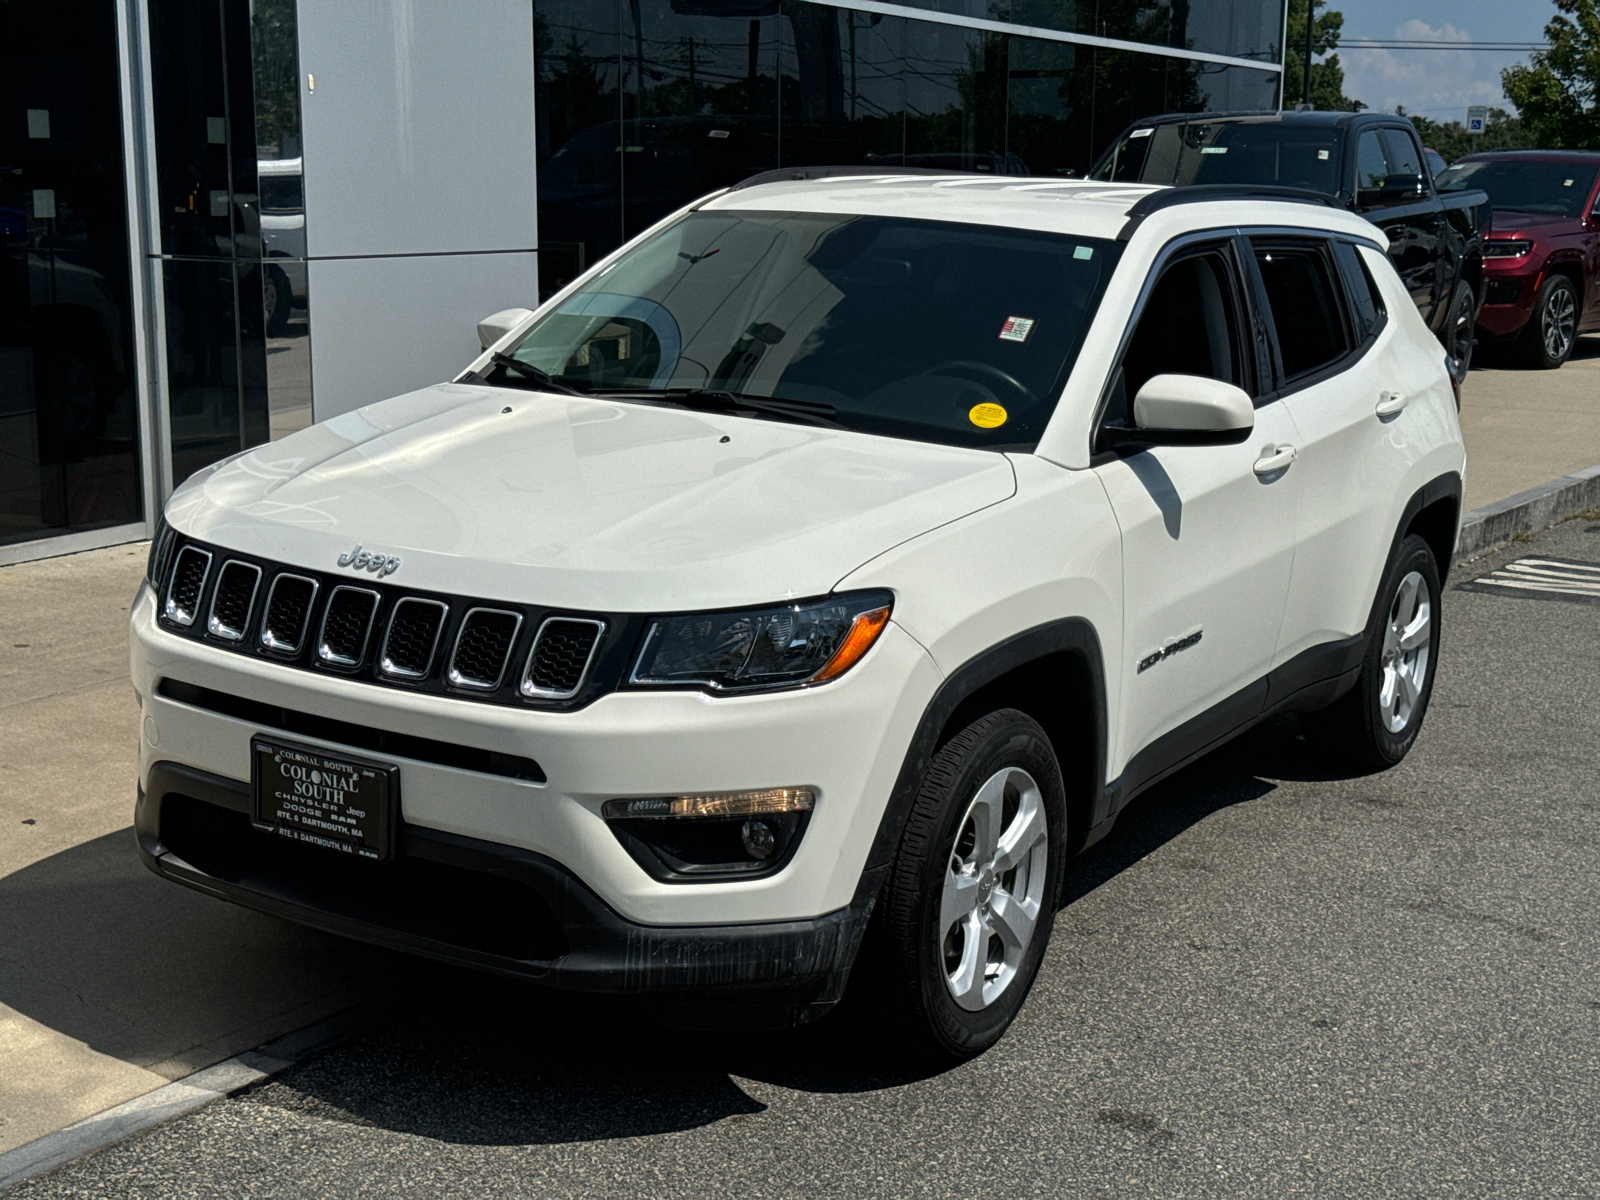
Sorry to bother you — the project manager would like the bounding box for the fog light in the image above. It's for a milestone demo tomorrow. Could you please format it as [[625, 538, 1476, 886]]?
[[741, 819, 776, 859], [602, 788, 814, 879]]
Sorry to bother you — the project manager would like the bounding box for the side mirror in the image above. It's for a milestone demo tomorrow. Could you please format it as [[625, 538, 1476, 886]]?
[[1379, 173, 1428, 205], [477, 307, 535, 351], [1108, 374, 1254, 448]]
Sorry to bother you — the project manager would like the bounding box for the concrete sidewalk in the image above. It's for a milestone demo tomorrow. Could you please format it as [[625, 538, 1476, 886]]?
[[0, 337, 1594, 1166], [0, 549, 396, 1155], [1459, 337, 1600, 511]]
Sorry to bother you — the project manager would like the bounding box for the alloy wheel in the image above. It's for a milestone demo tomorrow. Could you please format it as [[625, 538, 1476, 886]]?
[[1542, 286, 1576, 362], [939, 766, 1050, 1012], [1379, 569, 1432, 733]]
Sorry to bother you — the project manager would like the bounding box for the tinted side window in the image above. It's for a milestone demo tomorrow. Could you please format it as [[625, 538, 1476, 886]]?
[[1356, 132, 1387, 190], [1254, 240, 1352, 382], [1333, 241, 1388, 337], [1105, 246, 1248, 427], [1379, 129, 1425, 183]]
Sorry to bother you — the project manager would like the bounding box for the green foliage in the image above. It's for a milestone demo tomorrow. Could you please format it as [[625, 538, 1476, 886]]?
[[1404, 108, 1536, 163], [251, 0, 301, 154], [1284, 0, 1361, 112], [1502, 0, 1600, 149]]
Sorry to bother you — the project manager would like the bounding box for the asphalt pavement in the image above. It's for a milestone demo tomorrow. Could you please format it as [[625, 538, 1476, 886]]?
[[11, 513, 1600, 1198]]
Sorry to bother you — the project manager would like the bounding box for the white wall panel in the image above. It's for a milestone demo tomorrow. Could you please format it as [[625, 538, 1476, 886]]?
[[308, 251, 538, 421], [297, 0, 537, 258]]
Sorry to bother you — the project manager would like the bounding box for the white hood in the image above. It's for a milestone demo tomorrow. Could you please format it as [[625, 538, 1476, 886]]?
[[167, 383, 1017, 612]]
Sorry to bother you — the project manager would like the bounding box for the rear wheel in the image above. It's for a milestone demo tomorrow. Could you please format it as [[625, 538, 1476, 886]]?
[[1515, 274, 1579, 369], [876, 709, 1066, 1062], [1302, 534, 1442, 770], [1441, 279, 1476, 394]]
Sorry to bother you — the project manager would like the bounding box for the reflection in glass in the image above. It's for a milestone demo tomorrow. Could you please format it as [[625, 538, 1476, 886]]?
[[0, 0, 143, 546], [163, 259, 243, 486]]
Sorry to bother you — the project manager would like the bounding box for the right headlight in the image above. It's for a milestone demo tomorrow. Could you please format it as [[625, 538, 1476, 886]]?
[[145, 515, 176, 591], [1484, 239, 1533, 258], [628, 590, 893, 693]]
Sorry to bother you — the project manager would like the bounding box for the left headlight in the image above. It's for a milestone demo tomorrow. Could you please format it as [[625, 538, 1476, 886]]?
[[629, 590, 893, 693]]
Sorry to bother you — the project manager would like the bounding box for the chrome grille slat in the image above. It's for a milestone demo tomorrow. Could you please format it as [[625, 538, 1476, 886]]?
[[259, 573, 319, 655], [164, 546, 213, 627], [206, 561, 262, 641], [522, 617, 605, 700], [317, 586, 381, 668], [379, 597, 449, 680]]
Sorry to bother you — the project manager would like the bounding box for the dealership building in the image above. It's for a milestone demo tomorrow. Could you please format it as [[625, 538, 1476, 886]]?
[[2, 0, 1285, 562]]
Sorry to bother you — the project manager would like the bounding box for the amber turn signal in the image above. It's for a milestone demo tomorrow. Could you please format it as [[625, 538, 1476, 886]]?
[[811, 605, 892, 683]]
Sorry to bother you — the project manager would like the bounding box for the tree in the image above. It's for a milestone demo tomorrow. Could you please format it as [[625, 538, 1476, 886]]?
[[1502, 0, 1600, 149], [1284, 0, 1362, 112], [1405, 108, 1535, 164]]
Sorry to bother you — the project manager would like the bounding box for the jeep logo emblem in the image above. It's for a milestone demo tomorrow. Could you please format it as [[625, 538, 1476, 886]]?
[[337, 545, 401, 577]]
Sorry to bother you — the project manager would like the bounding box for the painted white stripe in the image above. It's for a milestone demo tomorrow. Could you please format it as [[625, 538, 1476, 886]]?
[[797, 0, 1284, 72], [1497, 565, 1600, 585], [1474, 578, 1600, 598], [1514, 558, 1600, 574]]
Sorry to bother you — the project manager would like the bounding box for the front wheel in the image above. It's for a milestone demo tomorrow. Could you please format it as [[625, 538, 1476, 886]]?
[[1302, 533, 1442, 770], [1515, 274, 1579, 370], [877, 709, 1066, 1061]]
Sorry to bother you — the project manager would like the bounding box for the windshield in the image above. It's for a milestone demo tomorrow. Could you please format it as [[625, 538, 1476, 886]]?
[[499, 211, 1118, 448], [1093, 122, 1343, 194], [1438, 160, 1599, 218]]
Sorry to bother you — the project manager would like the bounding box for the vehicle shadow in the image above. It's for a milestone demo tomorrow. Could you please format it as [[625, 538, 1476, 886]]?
[[219, 716, 1346, 1146]]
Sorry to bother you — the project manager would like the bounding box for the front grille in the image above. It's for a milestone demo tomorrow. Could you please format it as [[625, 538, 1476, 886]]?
[[165, 546, 212, 626], [207, 561, 261, 641], [152, 535, 623, 709], [1484, 279, 1522, 307], [260, 574, 318, 655], [318, 587, 380, 668], [380, 598, 448, 679], [448, 608, 522, 691], [522, 617, 605, 700]]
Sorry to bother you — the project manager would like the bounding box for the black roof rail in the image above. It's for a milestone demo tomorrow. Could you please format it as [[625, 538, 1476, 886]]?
[[1117, 184, 1345, 240], [728, 165, 986, 190]]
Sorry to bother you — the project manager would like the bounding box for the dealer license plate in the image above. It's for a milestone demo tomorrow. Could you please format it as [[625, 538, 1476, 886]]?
[[251, 737, 397, 861]]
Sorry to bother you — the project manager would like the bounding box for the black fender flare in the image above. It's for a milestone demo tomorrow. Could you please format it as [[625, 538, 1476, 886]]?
[[864, 617, 1109, 877]]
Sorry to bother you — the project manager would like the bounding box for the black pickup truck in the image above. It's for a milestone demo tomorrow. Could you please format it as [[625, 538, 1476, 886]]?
[[1091, 111, 1491, 383]]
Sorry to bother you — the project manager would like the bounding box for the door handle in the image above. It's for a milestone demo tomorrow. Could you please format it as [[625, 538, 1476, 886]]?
[[1375, 390, 1408, 417], [1253, 443, 1297, 476]]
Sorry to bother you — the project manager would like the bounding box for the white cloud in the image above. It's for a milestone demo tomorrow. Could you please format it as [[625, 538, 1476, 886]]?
[[1337, 19, 1525, 119]]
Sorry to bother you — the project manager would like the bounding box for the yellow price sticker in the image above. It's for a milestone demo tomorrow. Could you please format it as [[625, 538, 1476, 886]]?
[[969, 402, 1008, 429]]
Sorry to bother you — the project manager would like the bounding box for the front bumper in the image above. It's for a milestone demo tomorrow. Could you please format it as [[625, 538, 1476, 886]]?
[[138, 760, 884, 1025], [131, 581, 940, 926], [1476, 264, 1538, 338]]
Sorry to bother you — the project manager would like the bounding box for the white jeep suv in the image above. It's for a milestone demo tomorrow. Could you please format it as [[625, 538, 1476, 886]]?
[[132, 172, 1466, 1059]]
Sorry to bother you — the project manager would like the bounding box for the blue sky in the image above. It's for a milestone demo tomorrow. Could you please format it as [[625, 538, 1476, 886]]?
[[1330, 0, 1554, 119]]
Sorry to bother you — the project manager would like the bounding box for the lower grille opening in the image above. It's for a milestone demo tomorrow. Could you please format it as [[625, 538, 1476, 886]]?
[[157, 678, 546, 783], [158, 793, 570, 961]]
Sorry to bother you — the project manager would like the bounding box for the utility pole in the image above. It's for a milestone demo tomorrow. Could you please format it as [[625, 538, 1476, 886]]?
[[1302, 0, 1315, 108]]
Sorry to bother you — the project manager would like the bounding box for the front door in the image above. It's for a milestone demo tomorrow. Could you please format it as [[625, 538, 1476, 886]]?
[[1093, 239, 1300, 785]]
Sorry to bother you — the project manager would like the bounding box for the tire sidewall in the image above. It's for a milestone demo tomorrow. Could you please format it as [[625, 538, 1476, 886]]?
[[1527, 276, 1578, 369], [1357, 535, 1442, 764], [906, 712, 1067, 1057], [1446, 279, 1475, 383]]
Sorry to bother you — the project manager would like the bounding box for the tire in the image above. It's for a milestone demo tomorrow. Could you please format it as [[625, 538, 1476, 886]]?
[[876, 709, 1067, 1062], [1515, 274, 1579, 370], [1440, 278, 1476, 394], [264, 266, 293, 338], [1301, 534, 1442, 771]]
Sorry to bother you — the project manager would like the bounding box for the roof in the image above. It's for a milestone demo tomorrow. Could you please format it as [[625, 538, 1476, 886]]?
[[702, 172, 1375, 245], [1454, 149, 1600, 164], [1121, 109, 1404, 130]]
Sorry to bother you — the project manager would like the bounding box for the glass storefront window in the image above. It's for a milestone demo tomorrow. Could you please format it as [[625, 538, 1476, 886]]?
[[0, 0, 143, 547]]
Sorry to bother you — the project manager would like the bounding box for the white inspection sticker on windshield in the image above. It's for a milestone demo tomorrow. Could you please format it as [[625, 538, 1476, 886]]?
[[999, 316, 1035, 343], [1201, 146, 1228, 155]]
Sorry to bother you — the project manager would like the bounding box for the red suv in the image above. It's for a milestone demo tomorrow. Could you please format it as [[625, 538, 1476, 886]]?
[[1438, 150, 1600, 368]]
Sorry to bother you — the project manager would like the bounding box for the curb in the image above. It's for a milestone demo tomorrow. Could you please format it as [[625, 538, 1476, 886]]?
[[0, 1005, 370, 1193], [1457, 463, 1600, 561]]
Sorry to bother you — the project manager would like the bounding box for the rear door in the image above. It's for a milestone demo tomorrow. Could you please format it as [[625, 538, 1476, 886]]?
[[1092, 236, 1300, 783], [1358, 128, 1446, 323], [1249, 234, 1411, 692]]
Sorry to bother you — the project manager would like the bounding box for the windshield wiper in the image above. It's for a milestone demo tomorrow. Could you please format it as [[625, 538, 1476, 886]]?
[[486, 352, 589, 396], [588, 388, 843, 429]]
